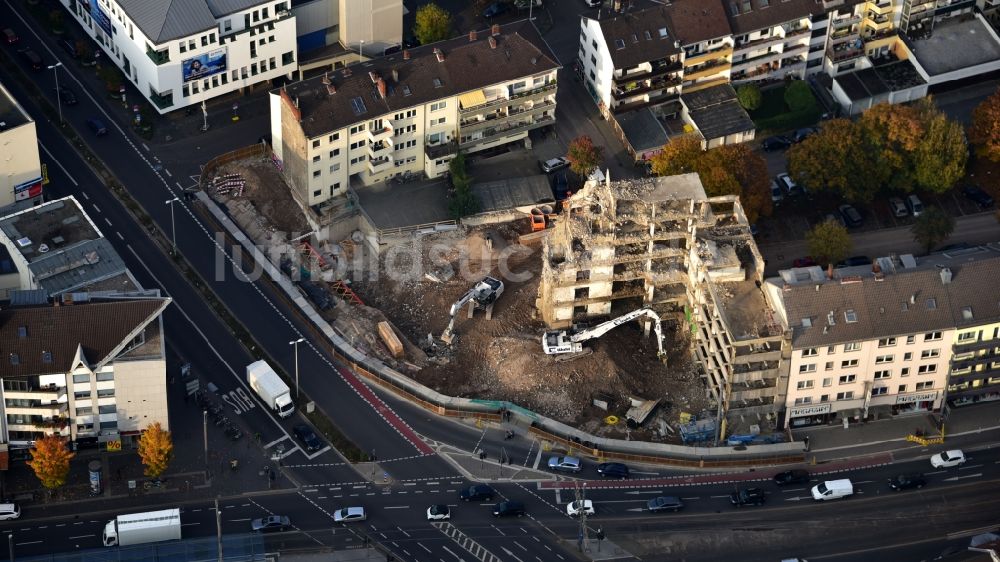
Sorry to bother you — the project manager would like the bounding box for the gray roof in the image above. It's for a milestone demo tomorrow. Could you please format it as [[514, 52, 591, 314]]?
[[118, 0, 267, 44], [782, 252, 1000, 348], [280, 21, 561, 138], [472, 175, 554, 213], [682, 84, 754, 141], [31, 238, 134, 296], [616, 107, 668, 153], [0, 82, 29, 132], [589, 5, 681, 70]]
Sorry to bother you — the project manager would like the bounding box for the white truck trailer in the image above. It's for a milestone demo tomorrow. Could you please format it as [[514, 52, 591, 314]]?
[[103, 508, 182, 547], [246, 360, 295, 418]]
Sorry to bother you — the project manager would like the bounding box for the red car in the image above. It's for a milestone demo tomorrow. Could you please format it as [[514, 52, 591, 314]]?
[[793, 257, 817, 268], [2, 28, 18, 45]]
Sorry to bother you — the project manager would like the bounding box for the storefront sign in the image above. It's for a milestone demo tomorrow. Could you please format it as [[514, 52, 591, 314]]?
[[106, 439, 121, 452], [895, 391, 938, 405], [789, 403, 832, 417]]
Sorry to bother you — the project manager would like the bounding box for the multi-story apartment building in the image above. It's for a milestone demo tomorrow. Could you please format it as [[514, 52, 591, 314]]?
[[1, 292, 171, 448], [669, 0, 737, 93], [725, 0, 819, 83], [0, 197, 140, 300], [0, 82, 43, 211], [60, 0, 298, 113], [270, 21, 559, 209], [901, 0, 976, 38], [537, 174, 787, 433], [768, 249, 1000, 428], [294, 0, 403, 55]]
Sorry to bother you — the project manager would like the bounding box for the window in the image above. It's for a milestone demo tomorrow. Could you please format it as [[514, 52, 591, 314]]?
[[924, 331, 942, 341], [797, 380, 814, 390], [824, 362, 834, 371], [794, 397, 813, 405], [871, 387, 887, 396], [874, 370, 891, 379], [915, 380, 935, 390], [329, 149, 340, 157], [350, 124, 366, 135], [844, 342, 861, 352], [312, 189, 322, 197], [827, 345, 836, 354], [98, 405, 116, 414], [925, 298, 937, 310], [820, 394, 830, 403], [903, 352, 912, 361], [433, 117, 446, 125], [901, 367, 910, 377], [836, 391, 855, 400], [918, 364, 937, 374], [875, 355, 893, 364], [839, 374, 857, 384], [76, 407, 92, 415], [958, 331, 977, 343], [329, 183, 340, 193], [591, 54, 597, 64], [430, 101, 447, 112], [96, 372, 114, 382], [72, 374, 90, 383], [614, 39, 625, 49], [878, 337, 897, 347], [802, 348, 818, 357], [906, 335, 915, 344], [223, 19, 231, 32], [312, 140, 320, 148], [841, 359, 859, 368], [822, 377, 832, 387], [350, 140, 364, 150], [921, 349, 940, 359], [74, 391, 91, 400], [898, 384, 907, 393], [592, 39, 598, 49], [330, 164, 340, 172], [799, 363, 817, 373], [100, 421, 118, 430], [312, 170, 321, 178], [845, 309, 858, 323], [312, 155, 321, 163]]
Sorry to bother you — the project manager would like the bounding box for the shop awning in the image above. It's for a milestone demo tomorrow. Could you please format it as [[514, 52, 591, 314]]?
[[459, 90, 487, 109]]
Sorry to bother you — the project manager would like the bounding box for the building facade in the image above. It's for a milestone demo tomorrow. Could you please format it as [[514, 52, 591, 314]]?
[[270, 22, 559, 210], [60, 0, 298, 113], [0, 82, 43, 211], [1, 293, 171, 448]]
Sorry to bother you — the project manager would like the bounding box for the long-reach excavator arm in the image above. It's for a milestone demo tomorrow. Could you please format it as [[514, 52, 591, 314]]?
[[541, 308, 665, 356]]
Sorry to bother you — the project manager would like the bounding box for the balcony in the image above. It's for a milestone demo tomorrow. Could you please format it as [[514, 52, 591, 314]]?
[[459, 115, 555, 148], [369, 140, 390, 154], [831, 25, 862, 42], [611, 76, 682, 99], [3, 384, 66, 402], [869, 0, 895, 14], [783, 25, 812, 39], [460, 100, 556, 133], [368, 125, 392, 143], [149, 89, 174, 110], [368, 156, 393, 174], [684, 59, 731, 80], [146, 47, 170, 65], [953, 338, 1000, 353], [425, 140, 459, 159], [614, 59, 683, 84], [732, 50, 784, 70], [612, 91, 680, 114], [684, 45, 733, 66], [831, 14, 863, 28], [734, 34, 785, 54]]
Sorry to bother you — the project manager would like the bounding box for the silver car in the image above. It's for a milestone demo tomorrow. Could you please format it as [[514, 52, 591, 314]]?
[[334, 506, 367, 523], [547, 455, 582, 473]]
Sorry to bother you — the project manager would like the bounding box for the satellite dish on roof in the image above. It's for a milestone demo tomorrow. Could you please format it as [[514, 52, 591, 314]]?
[[38, 244, 49, 253]]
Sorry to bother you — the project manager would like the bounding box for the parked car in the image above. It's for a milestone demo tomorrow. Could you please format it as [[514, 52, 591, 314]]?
[[552, 172, 570, 200], [888, 474, 926, 491], [19, 49, 43, 70], [482, 2, 509, 18], [762, 135, 792, 152], [838, 204, 863, 228], [930, 450, 966, 468], [776, 173, 802, 196], [0, 503, 20, 521], [2, 28, 18, 45], [773, 469, 810, 486], [596, 462, 629, 479], [811, 479, 854, 501], [647, 496, 684, 513], [492, 500, 526, 517], [426, 504, 451, 521], [792, 257, 816, 268], [888, 197, 908, 218], [836, 255, 871, 268], [730, 488, 767, 506], [906, 194, 924, 217], [963, 185, 994, 209], [547, 455, 582, 473], [251, 515, 290, 533], [55, 86, 78, 106], [293, 424, 323, 452], [59, 38, 80, 58], [770, 181, 784, 204], [792, 127, 819, 143], [334, 507, 367, 523], [86, 118, 109, 136], [584, 0, 603, 6], [540, 156, 570, 173], [460, 484, 495, 502], [567, 500, 594, 517]]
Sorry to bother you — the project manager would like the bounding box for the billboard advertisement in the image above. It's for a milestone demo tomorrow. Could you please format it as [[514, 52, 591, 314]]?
[[182, 49, 228, 83], [89, 0, 113, 36], [14, 177, 43, 201]]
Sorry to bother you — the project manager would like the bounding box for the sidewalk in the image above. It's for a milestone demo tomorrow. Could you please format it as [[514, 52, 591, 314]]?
[[792, 400, 1000, 462]]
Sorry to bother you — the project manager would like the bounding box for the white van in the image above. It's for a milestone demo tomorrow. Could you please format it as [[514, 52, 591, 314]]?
[[0, 503, 21, 520], [906, 194, 924, 217], [811, 479, 853, 501]]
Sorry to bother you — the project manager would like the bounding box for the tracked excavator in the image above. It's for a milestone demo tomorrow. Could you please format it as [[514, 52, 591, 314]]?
[[541, 308, 666, 359], [439, 276, 504, 344]]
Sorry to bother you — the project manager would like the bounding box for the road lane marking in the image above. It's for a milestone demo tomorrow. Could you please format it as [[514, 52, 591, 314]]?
[[116, 231, 124, 240], [229, 518, 251, 522], [426, 481, 440, 485], [513, 541, 527, 551], [384, 506, 410, 509], [92, 204, 101, 213], [491, 525, 506, 536], [442, 545, 464, 561], [37, 141, 79, 186], [418, 542, 433, 553], [67, 535, 93, 540], [16, 541, 42, 546], [55, 524, 65, 527], [104, 217, 112, 227], [959, 464, 983, 470], [264, 436, 289, 449], [81, 192, 89, 199], [182, 523, 200, 526], [398, 527, 411, 537], [624, 490, 662, 495], [681, 497, 700, 500]]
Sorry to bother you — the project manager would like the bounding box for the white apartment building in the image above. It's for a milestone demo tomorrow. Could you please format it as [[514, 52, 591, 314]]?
[[0, 82, 43, 211], [767, 249, 1000, 428], [270, 21, 559, 209], [1, 292, 171, 448], [60, 0, 298, 113], [294, 0, 403, 59]]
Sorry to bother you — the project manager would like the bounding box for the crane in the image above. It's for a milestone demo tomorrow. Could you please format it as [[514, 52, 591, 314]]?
[[440, 276, 504, 344], [541, 308, 665, 356]]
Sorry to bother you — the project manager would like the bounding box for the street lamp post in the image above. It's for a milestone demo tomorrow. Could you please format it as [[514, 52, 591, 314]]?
[[289, 338, 304, 399], [48, 63, 63, 125], [202, 409, 209, 478], [165, 197, 180, 253], [360, 40, 364, 63]]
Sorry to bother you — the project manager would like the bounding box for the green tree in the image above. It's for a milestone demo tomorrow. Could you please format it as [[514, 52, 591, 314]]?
[[137, 422, 174, 480], [806, 219, 853, 267], [856, 104, 923, 192], [911, 108, 967, 193], [447, 151, 478, 219], [27, 435, 75, 491], [717, 143, 773, 223], [736, 84, 762, 111], [911, 207, 955, 255], [649, 135, 702, 177], [413, 3, 452, 46], [783, 80, 815, 112], [968, 89, 1000, 163], [566, 135, 603, 177], [787, 119, 880, 202]]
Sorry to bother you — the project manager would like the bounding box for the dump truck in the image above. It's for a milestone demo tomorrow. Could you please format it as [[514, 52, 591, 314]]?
[[247, 360, 295, 418], [103, 508, 182, 547]]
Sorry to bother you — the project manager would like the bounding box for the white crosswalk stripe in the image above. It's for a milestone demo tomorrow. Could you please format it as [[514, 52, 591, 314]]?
[[431, 522, 503, 562]]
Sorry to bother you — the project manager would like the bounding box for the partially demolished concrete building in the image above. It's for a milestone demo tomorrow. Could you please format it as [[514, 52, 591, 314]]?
[[536, 173, 789, 433]]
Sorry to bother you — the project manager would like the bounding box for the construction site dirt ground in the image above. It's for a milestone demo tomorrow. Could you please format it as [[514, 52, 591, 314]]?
[[204, 162, 713, 443]]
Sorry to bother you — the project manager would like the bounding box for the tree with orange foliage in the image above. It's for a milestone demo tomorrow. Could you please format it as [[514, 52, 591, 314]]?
[[566, 135, 604, 178], [968, 89, 1000, 163], [137, 422, 174, 480], [27, 434, 75, 491]]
